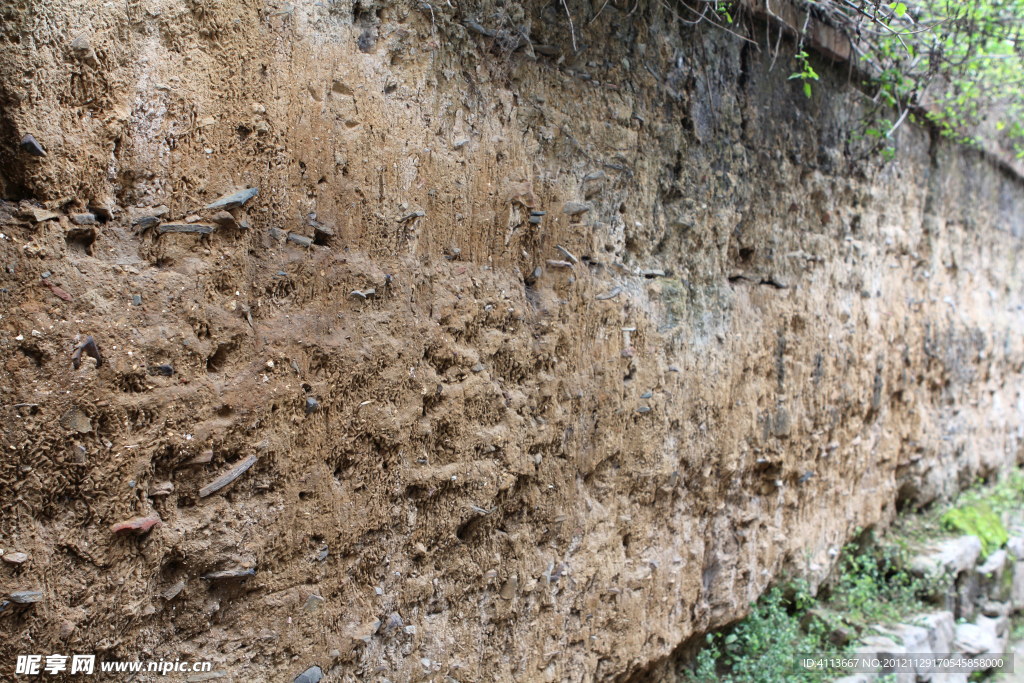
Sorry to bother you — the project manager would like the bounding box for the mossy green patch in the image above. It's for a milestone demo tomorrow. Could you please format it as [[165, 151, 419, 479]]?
[[940, 502, 1008, 558]]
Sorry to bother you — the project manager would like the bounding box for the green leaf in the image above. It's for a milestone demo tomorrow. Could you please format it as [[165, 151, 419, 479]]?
[[724, 634, 738, 644], [890, 2, 907, 18], [804, 82, 812, 98]]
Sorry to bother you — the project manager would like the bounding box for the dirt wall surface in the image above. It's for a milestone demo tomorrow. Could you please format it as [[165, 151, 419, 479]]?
[[2, 0, 1024, 680]]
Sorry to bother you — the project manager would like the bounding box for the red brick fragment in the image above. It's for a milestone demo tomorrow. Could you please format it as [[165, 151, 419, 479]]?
[[110, 514, 162, 534]]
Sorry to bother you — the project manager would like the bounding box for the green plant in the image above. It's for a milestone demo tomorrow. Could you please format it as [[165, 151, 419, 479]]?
[[940, 502, 1008, 558], [828, 544, 927, 625], [685, 585, 843, 683], [789, 50, 820, 99]]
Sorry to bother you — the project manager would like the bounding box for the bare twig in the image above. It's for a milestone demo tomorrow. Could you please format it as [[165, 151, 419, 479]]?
[[561, 0, 577, 53]]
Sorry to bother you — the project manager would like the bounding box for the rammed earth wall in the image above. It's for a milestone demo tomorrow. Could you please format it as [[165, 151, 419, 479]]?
[[2, 0, 1024, 680]]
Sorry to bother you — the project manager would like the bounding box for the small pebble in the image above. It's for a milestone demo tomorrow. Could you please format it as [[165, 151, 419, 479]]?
[[71, 213, 98, 225], [133, 295, 142, 306], [202, 567, 255, 580], [2, 552, 28, 565], [640, 391, 652, 399], [305, 397, 320, 414], [637, 406, 651, 414], [9, 590, 43, 604], [293, 666, 322, 683]]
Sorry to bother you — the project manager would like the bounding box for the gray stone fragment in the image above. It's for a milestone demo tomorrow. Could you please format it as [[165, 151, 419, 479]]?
[[400, 210, 426, 222], [157, 223, 216, 235], [305, 397, 319, 414], [269, 227, 287, 241], [71, 213, 97, 225], [911, 610, 955, 654], [149, 364, 174, 377], [303, 594, 325, 612], [563, 201, 591, 215], [471, 363, 485, 373], [205, 187, 258, 211], [981, 600, 1010, 617], [9, 590, 43, 604], [1012, 561, 1024, 611], [349, 289, 375, 300], [464, 20, 495, 37], [955, 622, 997, 655], [878, 624, 932, 679], [293, 666, 322, 683], [133, 295, 142, 306], [312, 222, 334, 241], [556, 245, 578, 264], [71, 35, 100, 66], [21, 134, 46, 157], [133, 215, 160, 230], [529, 215, 542, 224], [454, 139, 469, 150], [316, 545, 328, 562], [910, 536, 982, 578], [202, 568, 255, 580], [637, 406, 651, 414], [199, 454, 258, 497], [642, 269, 666, 277], [357, 28, 377, 52], [163, 581, 185, 600], [384, 611, 404, 630], [596, 287, 622, 301], [287, 233, 312, 248], [640, 391, 652, 399]]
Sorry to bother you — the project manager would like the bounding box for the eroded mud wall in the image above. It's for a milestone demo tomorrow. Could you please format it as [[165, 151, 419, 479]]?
[[2, 0, 1024, 680]]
